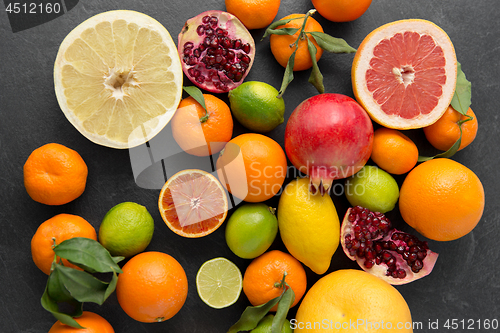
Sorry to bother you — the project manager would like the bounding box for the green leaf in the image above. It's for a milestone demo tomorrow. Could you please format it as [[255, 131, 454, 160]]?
[[53, 237, 123, 274], [418, 125, 463, 162], [307, 39, 325, 94], [227, 296, 282, 333], [41, 283, 84, 329], [183, 85, 209, 122], [271, 287, 295, 333], [278, 49, 296, 98], [450, 62, 471, 115], [307, 31, 357, 53], [47, 266, 74, 303], [262, 17, 304, 40], [264, 27, 299, 36], [104, 269, 119, 301]]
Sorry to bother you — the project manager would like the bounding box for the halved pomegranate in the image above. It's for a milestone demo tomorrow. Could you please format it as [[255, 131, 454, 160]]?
[[341, 206, 438, 285], [178, 10, 255, 93]]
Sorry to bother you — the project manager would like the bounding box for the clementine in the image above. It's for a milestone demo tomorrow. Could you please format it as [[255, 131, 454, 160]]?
[[48, 311, 114, 333], [31, 213, 97, 275], [225, 0, 280, 30], [171, 94, 233, 156], [270, 14, 324, 71], [116, 251, 188, 323], [399, 158, 484, 241], [216, 133, 287, 202], [312, 0, 372, 22], [423, 106, 478, 151], [242, 250, 307, 312], [24, 143, 88, 205]]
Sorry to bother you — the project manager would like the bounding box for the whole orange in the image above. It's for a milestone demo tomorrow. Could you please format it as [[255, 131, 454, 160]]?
[[270, 14, 324, 71], [370, 127, 419, 175], [23, 143, 88, 205], [216, 133, 287, 202], [225, 0, 280, 30], [49, 311, 114, 333], [116, 251, 188, 323], [312, 0, 372, 22], [423, 106, 478, 151], [171, 94, 233, 156], [31, 214, 97, 275], [243, 250, 307, 312], [399, 158, 484, 241]]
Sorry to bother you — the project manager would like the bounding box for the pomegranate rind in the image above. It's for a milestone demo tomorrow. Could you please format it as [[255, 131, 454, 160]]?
[[177, 10, 255, 93], [341, 208, 439, 285], [352, 19, 457, 129]]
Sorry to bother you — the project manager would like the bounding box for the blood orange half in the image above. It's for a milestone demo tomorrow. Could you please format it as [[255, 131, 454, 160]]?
[[352, 19, 457, 129], [158, 169, 228, 238]]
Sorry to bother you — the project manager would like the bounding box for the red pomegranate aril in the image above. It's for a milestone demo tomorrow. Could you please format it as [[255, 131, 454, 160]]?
[[209, 16, 218, 27], [202, 15, 211, 24], [242, 43, 251, 53], [233, 39, 242, 49], [196, 25, 205, 36], [364, 260, 374, 268]]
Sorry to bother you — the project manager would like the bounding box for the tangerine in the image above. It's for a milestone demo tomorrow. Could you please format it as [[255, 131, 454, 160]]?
[[23, 143, 88, 205], [423, 105, 478, 151], [370, 127, 419, 175], [270, 14, 324, 71], [116, 251, 188, 323], [216, 133, 287, 202], [31, 214, 97, 275], [312, 0, 372, 22], [242, 250, 307, 312], [399, 158, 484, 241], [171, 94, 233, 156], [225, 0, 280, 30], [48, 311, 114, 333]]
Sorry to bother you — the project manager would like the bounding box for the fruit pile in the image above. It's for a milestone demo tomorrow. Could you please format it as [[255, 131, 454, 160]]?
[[22, 1, 486, 332]]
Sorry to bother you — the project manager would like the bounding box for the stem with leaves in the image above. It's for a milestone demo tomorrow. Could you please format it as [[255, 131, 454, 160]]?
[[183, 86, 209, 122]]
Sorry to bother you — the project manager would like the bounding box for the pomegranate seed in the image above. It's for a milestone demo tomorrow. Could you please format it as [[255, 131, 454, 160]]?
[[202, 15, 210, 24], [364, 260, 374, 269], [193, 49, 201, 58], [242, 43, 251, 53], [233, 39, 242, 49], [205, 27, 214, 36], [397, 269, 407, 279], [196, 25, 205, 36]]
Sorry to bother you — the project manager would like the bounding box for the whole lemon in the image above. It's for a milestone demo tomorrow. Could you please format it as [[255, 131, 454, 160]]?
[[295, 269, 413, 332], [277, 177, 340, 274]]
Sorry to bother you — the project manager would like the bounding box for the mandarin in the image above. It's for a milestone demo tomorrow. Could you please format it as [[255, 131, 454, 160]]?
[[399, 158, 484, 241], [31, 214, 97, 275], [225, 0, 280, 30], [116, 251, 188, 323], [23, 143, 88, 205], [216, 133, 287, 202], [312, 0, 372, 22], [371, 128, 419, 175], [242, 250, 307, 312], [48, 311, 114, 333], [270, 14, 324, 71]]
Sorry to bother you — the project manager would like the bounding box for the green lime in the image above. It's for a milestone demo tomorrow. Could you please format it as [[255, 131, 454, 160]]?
[[228, 81, 285, 133], [99, 202, 154, 258], [345, 165, 399, 213], [196, 257, 242, 309], [251, 314, 293, 333], [225, 203, 278, 259]]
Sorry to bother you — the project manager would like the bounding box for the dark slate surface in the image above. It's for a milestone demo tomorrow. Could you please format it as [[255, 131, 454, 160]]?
[[1, 0, 499, 332]]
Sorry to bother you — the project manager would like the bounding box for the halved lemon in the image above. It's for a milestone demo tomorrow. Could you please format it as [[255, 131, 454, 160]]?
[[54, 10, 183, 148], [158, 169, 228, 238], [352, 19, 457, 129]]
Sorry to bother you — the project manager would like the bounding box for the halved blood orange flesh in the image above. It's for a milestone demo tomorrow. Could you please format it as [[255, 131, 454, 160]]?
[[352, 19, 457, 129], [158, 169, 228, 238]]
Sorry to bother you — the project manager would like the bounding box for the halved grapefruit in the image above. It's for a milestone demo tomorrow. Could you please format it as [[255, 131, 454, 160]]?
[[158, 169, 228, 238], [352, 19, 457, 129]]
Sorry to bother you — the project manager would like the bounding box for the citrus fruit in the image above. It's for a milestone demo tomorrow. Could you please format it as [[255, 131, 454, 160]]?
[[352, 19, 457, 129], [242, 250, 307, 311], [171, 94, 233, 156], [158, 169, 228, 237], [295, 269, 413, 332], [196, 257, 243, 309], [399, 158, 484, 241], [345, 165, 400, 213], [228, 81, 285, 133], [423, 105, 478, 151], [54, 10, 183, 148], [49, 311, 114, 333], [277, 178, 340, 274], [270, 14, 324, 71], [31, 214, 97, 275], [225, 0, 281, 30], [225, 203, 278, 259], [116, 251, 188, 322], [251, 314, 293, 333], [312, 0, 372, 22], [98, 202, 154, 258], [23, 143, 88, 205], [370, 127, 419, 175], [216, 133, 287, 202]]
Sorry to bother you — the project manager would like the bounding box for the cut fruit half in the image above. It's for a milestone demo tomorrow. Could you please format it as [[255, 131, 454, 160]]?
[[352, 19, 457, 129], [158, 169, 228, 238], [54, 10, 183, 148], [196, 257, 242, 309]]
